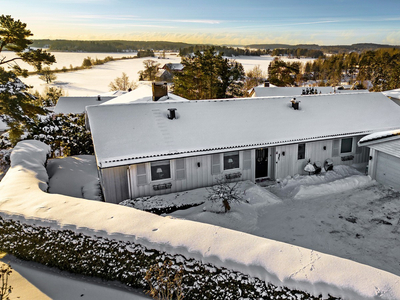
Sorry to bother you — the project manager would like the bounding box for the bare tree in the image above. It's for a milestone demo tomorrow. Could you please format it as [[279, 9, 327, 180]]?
[[109, 72, 137, 91], [0, 264, 12, 300], [205, 176, 244, 213], [145, 260, 184, 300], [38, 67, 57, 84]]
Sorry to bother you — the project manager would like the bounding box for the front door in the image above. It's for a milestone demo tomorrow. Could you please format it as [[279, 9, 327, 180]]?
[[256, 148, 268, 178]]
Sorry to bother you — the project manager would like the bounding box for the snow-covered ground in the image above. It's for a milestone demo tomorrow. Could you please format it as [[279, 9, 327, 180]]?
[[12, 52, 313, 96], [121, 165, 400, 279], [0, 254, 150, 300], [46, 155, 102, 201], [4, 143, 400, 299]]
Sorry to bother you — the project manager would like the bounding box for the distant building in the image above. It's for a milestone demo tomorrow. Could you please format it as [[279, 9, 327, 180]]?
[[54, 91, 126, 114]]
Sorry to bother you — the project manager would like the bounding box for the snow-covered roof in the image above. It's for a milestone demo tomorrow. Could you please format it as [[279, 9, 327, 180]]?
[[54, 95, 117, 114], [162, 63, 184, 71], [87, 92, 400, 168], [101, 84, 188, 105], [358, 129, 400, 146], [383, 88, 400, 100], [251, 86, 369, 97], [358, 129, 400, 158]]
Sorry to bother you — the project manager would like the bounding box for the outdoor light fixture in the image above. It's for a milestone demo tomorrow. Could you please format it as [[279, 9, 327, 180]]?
[[323, 146, 326, 150], [197, 162, 201, 167]]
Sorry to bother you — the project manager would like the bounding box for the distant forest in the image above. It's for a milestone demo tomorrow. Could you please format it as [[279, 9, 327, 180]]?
[[178, 45, 269, 57], [31, 40, 192, 52], [247, 43, 400, 54], [31, 40, 400, 57]]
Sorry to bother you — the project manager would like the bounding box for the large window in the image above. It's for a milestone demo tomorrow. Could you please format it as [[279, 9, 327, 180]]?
[[341, 138, 353, 154], [151, 160, 171, 181], [223, 151, 239, 170], [298, 143, 306, 160]]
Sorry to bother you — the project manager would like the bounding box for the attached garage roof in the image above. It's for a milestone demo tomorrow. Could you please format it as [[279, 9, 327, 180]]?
[[359, 130, 400, 159], [87, 92, 400, 168]]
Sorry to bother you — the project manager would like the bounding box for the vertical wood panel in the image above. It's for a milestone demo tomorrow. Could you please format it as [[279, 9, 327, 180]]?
[[101, 166, 129, 203]]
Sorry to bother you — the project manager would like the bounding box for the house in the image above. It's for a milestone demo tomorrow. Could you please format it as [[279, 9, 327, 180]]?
[[152, 63, 184, 82], [155, 69, 173, 82], [100, 83, 188, 105], [249, 85, 369, 98], [162, 63, 184, 73], [86, 92, 400, 203], [54, 91, 126, 114], [358, 129, 400, 191]]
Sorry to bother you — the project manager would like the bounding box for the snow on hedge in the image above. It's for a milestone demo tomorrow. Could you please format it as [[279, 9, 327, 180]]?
[[0, 140, 400, 299]]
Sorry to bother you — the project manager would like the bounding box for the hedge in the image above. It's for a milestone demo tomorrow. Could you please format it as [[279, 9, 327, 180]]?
[[0, 216, 340, 300]]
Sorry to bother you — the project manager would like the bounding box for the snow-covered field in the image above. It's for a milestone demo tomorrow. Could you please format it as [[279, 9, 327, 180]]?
[[10, 51, 314, 96], [0, 143, 400, 299]]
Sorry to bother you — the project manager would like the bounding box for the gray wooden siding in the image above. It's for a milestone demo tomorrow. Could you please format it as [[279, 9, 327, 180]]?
[[100, 166, 129, 203], [274, 135, 369, 179], [128, 150, 255, 199], [101, 136, 370, 202]]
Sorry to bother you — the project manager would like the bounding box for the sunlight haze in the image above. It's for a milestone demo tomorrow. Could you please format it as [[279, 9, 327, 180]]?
[[3, 0, 400, 45]]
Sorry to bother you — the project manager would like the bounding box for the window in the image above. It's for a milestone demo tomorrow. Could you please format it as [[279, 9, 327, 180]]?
[[298, 143, 306, 160], [341, 138, 353, 154], [223, 151, 239, 170], [151, 160, 171, 181]]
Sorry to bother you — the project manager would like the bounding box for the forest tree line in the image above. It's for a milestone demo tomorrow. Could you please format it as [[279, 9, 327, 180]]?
[[247, 43, 400, 54], [31, 40, 192, 52], [271, 48, 324, 58], [267, 48, 400, 92], [178, 45, 269, 57]]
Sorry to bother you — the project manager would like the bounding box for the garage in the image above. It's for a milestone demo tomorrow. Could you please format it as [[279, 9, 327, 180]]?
[[358, 130, 400, 192], [375, 151, 400, 191]]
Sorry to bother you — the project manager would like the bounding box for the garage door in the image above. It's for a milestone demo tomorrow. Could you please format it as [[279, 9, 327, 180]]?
[[375, 151, 400, 191]]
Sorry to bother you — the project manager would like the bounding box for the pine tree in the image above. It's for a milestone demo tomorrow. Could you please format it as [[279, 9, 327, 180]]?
[[0, 14, 55, 145], [173, 47, 245, 100]]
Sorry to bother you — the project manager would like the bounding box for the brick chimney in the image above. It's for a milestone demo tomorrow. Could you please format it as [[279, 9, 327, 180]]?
[[152, 82, 168, 101], [264, 80, 270, 87]]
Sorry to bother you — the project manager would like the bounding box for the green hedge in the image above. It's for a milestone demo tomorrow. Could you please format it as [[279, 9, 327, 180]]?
[[0, 216, 339, 299]]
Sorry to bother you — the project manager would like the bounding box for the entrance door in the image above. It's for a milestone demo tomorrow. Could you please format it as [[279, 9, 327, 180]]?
[[256, 148, 268, 178]]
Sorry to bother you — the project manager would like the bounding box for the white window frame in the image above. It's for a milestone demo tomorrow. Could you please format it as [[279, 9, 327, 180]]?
[[150, 160, 171, 182], [340, 137, 354, 155], [223, 151, 240, 171]]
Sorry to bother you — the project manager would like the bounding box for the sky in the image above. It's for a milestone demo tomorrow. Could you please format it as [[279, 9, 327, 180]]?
[[3, 0, 400, 46]]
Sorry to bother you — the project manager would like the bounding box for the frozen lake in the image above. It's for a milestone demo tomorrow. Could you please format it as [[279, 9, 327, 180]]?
[[3, 51, 314, 96]]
